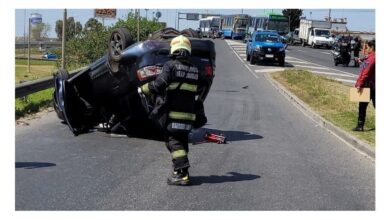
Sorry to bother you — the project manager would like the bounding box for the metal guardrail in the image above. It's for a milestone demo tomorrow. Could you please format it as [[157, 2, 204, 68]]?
[[15, 67, 85, 98]]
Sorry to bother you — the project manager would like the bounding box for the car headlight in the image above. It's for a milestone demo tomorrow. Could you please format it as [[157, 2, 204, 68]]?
[[255, 45, 262, 51]]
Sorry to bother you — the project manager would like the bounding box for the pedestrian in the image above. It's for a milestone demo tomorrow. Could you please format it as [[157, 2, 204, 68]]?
[[352, 36, 362, 67], [139, 35, 202, 185], [353, 39, 375, 132]]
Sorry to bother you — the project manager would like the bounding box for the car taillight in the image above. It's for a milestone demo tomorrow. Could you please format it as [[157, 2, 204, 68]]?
[[205, 64, 213, 77], [137, 66, 163, 81]]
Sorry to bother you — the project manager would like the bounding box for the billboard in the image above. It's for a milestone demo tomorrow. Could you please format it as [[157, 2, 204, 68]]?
[[94, 9, 117, 18]]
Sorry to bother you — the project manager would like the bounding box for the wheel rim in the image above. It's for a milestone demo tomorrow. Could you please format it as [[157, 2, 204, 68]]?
[[111, 33, 123, 56]]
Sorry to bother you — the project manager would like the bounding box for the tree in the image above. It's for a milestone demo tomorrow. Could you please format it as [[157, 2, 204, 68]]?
[[55, 17, 83, 40], [282, 9, 303, 31], [84, 18, 103, 32], [31, 22, 51, 41]]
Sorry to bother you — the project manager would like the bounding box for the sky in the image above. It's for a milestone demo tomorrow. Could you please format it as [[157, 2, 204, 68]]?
[[15, 9, 375, 38]]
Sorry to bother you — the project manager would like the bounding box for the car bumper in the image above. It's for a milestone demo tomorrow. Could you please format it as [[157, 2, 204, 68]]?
[[253, 50, 285, 60]]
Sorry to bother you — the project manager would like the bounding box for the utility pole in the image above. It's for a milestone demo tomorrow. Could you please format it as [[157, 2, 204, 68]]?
[[61, 9, 67, 69], [328, 9, 331, 21]]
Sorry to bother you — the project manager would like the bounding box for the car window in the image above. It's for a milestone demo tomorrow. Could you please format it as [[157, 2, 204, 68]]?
[[255, 34, 280, 42]]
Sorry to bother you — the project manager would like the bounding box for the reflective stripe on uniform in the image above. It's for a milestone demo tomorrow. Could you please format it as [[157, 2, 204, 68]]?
[[141, 83, 150, 95], [169, 111, 196, 121], [171, 149, 187, 159], [168, 83, 197, 92]]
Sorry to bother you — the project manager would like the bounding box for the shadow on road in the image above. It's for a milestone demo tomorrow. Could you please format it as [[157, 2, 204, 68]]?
[[191, 128, 263, 143], [15, 162, 56, 169], [190, 172, 260, 186]]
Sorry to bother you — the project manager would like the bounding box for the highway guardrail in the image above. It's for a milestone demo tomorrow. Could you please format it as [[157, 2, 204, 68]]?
[[15, 67, 85, 98]]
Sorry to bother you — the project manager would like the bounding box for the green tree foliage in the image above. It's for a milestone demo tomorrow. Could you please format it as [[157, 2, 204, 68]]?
[[55, 17, 83, 40], [66, 21, 109, 66], [63, 12, 164, 67], [282, 9, 303, 31], [113, 12, 164, 41], [84, 18, 103, 31], [31, 23, 51, 41]]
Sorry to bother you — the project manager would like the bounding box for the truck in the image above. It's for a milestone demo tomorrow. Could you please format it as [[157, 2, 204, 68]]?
[[299, 19, 334, 48]]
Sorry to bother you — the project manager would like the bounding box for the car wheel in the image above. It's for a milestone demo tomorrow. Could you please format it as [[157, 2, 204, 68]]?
[[108, 28, 134, 62], [311, 42, 316, 48], [279, 59, 285, 67], [301, 41, 305, 47], [53, 69, 70, 121], [250, 52, 256, 65], [181, 28, 200, 38]]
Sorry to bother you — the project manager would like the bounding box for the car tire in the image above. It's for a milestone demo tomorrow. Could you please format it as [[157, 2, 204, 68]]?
[[311, 42, 316, 48], [279, 59, 285, 67], [53, 69, 70, 121], [181, 28, 200, 38], [301, 41, 305, 47], [108, 28, 134, 62], [249, 52, 256, 65]]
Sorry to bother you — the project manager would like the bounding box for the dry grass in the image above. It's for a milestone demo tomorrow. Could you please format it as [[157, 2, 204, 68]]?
[[272, 69, 375, 146]]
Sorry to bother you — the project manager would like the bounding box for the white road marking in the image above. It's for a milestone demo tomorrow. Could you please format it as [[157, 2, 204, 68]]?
[[321, 52, 332, 55], [296, 49, 306, 52], [285, 56, 357, 77], [254, 68, 285, 73], [310, 70, 357, 78], [285, 60, 309, 64], [293, 65, 330, 70], [333, 78, 356, 84]]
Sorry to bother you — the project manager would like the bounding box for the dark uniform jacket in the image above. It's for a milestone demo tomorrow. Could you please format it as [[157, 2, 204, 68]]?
[[142, 58, 203, 132]]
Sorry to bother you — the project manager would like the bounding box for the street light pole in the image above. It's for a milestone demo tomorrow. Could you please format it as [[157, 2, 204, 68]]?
[[61, 9, 67, 69]]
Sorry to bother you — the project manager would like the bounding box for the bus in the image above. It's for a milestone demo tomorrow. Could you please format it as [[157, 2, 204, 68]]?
[[199, 16, 221, 38], [247, 13, 289, 36], [220, 14, 250, 40]]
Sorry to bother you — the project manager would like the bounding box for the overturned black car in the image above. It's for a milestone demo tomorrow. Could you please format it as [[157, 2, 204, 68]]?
[[53, 28, 215, 137]]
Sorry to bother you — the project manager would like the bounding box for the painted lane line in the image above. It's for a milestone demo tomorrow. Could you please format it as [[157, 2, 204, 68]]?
[[286, 55, 357, 77], [321, 51, 332, 55], [333, 78, 356, 84], [254, 68, 285, 73], [310, 70, 357, 78], [293, 65, 330, 70], [285, 60, 309, 64]]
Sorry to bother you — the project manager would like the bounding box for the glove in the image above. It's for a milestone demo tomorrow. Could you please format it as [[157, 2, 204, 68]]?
[[139, 83, 150, 95]]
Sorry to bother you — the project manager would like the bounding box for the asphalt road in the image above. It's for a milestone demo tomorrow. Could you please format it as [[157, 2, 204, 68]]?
[[15, 39, 374, 210]]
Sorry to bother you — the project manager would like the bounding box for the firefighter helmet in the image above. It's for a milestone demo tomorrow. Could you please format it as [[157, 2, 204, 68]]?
[[170, 35, 191, 55]]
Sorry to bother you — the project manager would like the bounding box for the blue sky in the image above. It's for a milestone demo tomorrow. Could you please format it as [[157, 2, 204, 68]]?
[[15, 9, 375, 38]]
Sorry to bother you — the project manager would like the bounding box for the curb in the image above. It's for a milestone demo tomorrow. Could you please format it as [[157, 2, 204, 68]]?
[[263, 72, 375, 160]]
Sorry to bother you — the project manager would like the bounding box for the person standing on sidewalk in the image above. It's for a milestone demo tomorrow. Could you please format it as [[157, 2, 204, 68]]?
[[353, 40, 375, 132]]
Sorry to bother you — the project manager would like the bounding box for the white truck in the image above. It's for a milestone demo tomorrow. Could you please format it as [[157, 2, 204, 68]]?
[[299, 19, 334, 48]]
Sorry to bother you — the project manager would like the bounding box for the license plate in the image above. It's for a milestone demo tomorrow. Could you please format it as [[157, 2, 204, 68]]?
[[265, 54, 274, 58]]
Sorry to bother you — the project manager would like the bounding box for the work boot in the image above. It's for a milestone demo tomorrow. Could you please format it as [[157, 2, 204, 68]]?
[[352, 125, 364, 132], [167, 168, 190, 186]]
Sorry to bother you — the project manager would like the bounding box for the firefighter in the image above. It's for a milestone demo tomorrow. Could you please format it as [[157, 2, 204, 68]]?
[[139, 35, 202, 186]]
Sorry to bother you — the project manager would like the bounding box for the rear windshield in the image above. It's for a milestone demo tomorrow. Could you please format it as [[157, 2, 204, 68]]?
[[255, 34, 280, 42]]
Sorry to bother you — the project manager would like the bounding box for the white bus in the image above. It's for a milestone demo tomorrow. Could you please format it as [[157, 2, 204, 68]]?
[[199, 16, 221, 38]]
